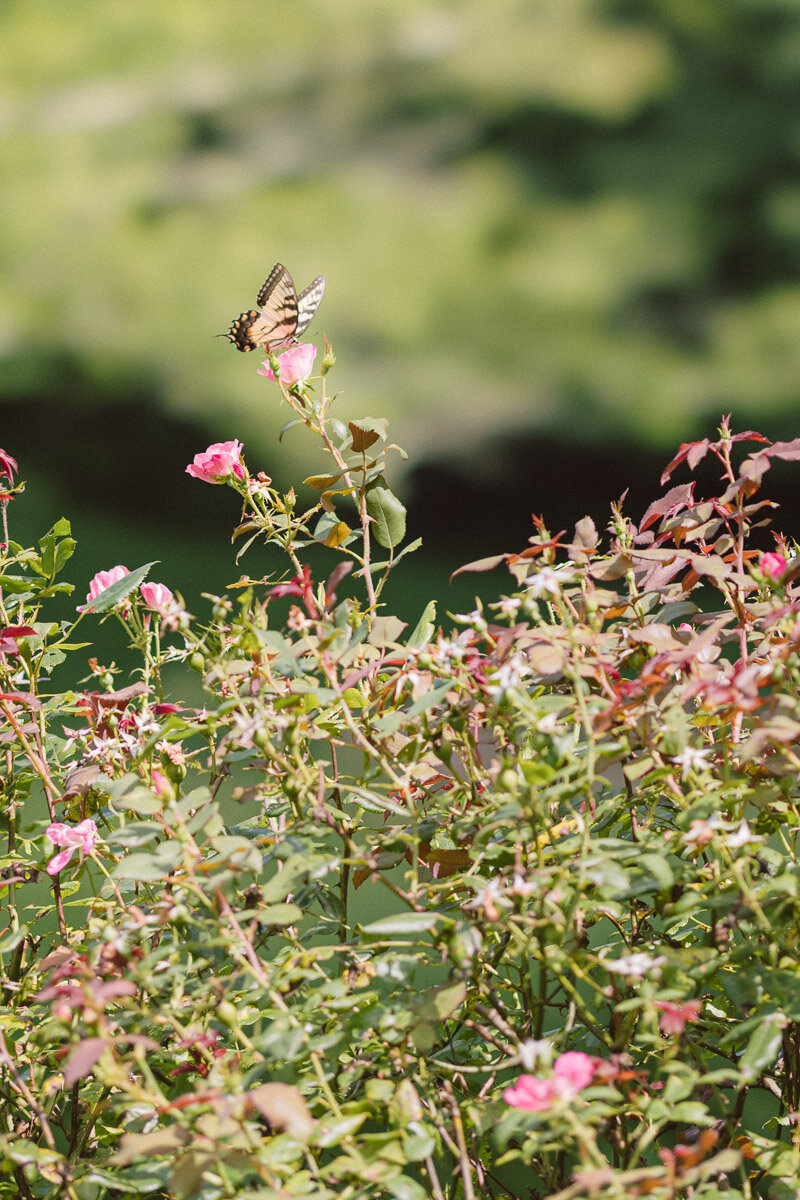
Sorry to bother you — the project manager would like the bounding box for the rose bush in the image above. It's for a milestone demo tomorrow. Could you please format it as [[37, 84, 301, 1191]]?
[[1, 339, 800, 1199]]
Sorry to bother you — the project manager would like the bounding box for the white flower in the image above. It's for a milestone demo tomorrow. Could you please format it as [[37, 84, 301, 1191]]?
[[726, 819, 753, 848], [604, 952, 666, 977], [493, 597, 522, 618], [517, 1039, 553, 1071], [672, 745, 712, 777], [453, 608, 487, 630], [527, 568, 564, 599], [485, 653, 531, 698], [536, 712, 559, 734]]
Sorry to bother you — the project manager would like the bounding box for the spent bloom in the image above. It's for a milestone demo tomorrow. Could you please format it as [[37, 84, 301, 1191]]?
[[186, 440, 246, 484], [654, 999, 702, 1036], [759, 551, 788, 582], [258, 343, 316, 387], [45, 819, 99, 876], [504, 1052, 596, 1112], [80, 566, 130, 612]]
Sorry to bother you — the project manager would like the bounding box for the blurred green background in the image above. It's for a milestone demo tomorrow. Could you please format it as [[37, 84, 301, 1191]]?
[[4, 0, 800, 632]]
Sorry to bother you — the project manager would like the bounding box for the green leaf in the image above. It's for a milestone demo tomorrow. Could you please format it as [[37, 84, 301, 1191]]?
[[0, 574, 35, 594], [740, 1013, 785, 1080], [407, 600, 436, 647], [365, 477, 406, 548], [387, 1175, 429, 1200], [362, 911, 441, 936], [305, 471, 345, 490], [82, 562, 156, 613], [313, 1112, 368, 1147], [113, 841, 184, 881], [638, 853, 675, 890], [406, 681, 453, 717], [279, 416, 303, 441], [420, 981, 467, 1021], [669, 1101, 713, 1124], [260, 902, 304, 925]]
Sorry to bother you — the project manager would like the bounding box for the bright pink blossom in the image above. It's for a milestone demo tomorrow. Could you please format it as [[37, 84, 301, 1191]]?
[[654, 999, 702, 1036], [0, 448, 18, 484], [185, 440, 246, 484], [504, 1051, 596, 1112], [760, 552, 788, 581], [45, 819, 99, 876], [80, 566, 130, 612], [140, 582, 174, 614], [258, 343, 316, 387]]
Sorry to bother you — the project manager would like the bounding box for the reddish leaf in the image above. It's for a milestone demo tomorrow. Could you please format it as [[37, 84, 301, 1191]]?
[[765, 437, 800, 460], [63, 1037, 109, 1085], [660, 440, 710, 485], [247, 1082, 315, 1140], [451, 554, 507, 578], [640, 485, 694, 532]]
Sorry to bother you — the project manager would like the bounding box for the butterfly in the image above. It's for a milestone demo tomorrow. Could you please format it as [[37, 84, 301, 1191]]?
[[222, 263, 325, 352]]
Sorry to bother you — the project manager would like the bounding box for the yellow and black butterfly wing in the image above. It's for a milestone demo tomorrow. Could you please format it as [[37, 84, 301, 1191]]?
[[296, 275, 326, 337], [223, 264, 299, 353]]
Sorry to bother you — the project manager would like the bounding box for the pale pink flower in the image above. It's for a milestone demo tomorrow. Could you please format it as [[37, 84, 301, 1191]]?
[[504, 1051, 596, 1112], [45, 819, 99, 875], [185, 440, 246, 484], [654, 999, 702, 1036], [258, 343, 316, 387], [760, 552, 788, 582], [79, 566, 130, 612], [140, 582, 174, 614]]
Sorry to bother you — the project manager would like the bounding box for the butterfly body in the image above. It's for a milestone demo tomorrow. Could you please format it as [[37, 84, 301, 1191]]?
[[223, 263, 325, 352]]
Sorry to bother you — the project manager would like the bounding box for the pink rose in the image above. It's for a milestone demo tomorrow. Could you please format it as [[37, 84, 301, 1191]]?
[[258, 343, 316, 387], [140, 582, 174, 614], [654, 999, 702, 1036], [504, 1052, 596, 1112], [45, 819, 99, 876], [760, 552, 788, 582], [79, 565, 130, 612], [552, 1051, 597, 1094], [186, 440, 246, 484], [503, 1075, 557, 1112]]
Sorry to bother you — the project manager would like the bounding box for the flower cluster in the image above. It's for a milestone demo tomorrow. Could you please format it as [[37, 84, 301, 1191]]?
[[504, 1052, 597, 1112]]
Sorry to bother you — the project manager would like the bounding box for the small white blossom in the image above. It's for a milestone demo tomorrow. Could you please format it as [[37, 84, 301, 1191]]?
[[726, 819, 753, 848], [536, 712, 559, 734], [672, 745, 712, 777], [485, 653, 531, 698], [527, 568, 564, 599], [683, 814, 725, 845], [493, 597, 522, 618], [517, 1038, 553, 1071], [605, 952, 666, 977]]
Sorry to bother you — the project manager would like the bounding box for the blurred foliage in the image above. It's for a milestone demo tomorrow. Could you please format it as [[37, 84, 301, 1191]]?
[[3, 0, 800, 488]]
